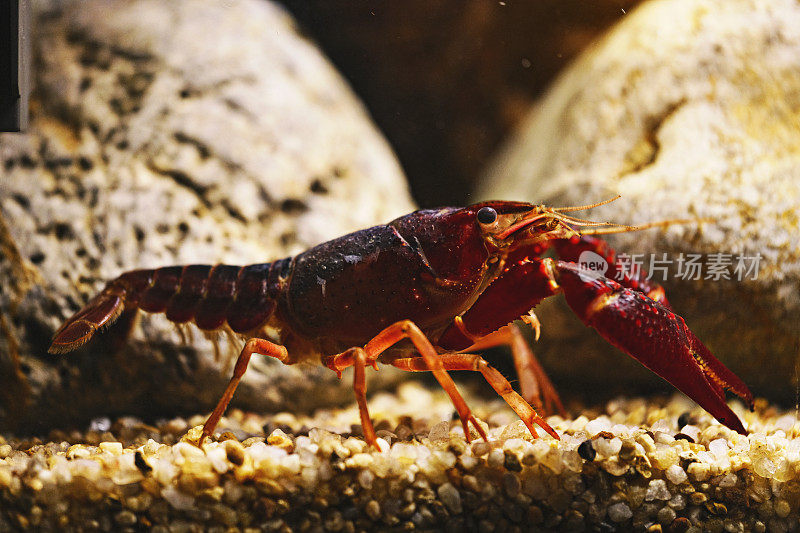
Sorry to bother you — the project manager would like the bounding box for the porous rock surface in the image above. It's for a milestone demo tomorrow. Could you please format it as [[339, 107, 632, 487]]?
[[0, 0, 414, 433], [480, 0, 800, 401], [1, 384, 797, 531]]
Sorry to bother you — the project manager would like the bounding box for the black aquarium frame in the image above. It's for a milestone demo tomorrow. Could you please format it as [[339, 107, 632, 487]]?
[[1, 0, 30, 132]]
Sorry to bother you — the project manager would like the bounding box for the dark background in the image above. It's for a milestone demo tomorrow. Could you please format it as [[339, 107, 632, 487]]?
[[279, 0, 640, 207]]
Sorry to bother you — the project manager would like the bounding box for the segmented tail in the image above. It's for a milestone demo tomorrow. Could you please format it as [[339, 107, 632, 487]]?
[[49, 270, 151, 354], [48, 261, 289, 354]]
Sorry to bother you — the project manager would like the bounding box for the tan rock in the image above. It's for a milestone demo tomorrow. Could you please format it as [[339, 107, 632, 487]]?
[[480, 0, 800, 401], [0, 0, 414, 431]]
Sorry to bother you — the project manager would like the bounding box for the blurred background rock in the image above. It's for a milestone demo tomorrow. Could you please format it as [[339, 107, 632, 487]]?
[[479, 0, 800, 403], [0, 0, 414, 433]]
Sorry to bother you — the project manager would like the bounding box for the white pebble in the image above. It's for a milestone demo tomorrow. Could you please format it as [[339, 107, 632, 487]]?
[[433, 450, 457, 469], [71, 459, 101, 481], [281, 454, 301, 474], [636, 433, 656, 454], [755, 458, 780, 479], [300, 466, 318, 485], [308, 427, 337, 444], [571, 415, 589, 431], [594, 437, 622, 457], [344, 438, 366, 455], [142, 439, 161, 455], [585, 417, 612, 436], [708, 438, 729, 459], [665, 465, 687, 485], [607, 502, 632, 522], [248, 442, 286, 462], [487, 448, 505, 469], [687, 462, 709, 482], [89, 417, 112, 432], [651, 419, 672, 433], [651, 444, 678, 469], [500, 421, 529, 440], [173, 442, 205, 460], [503, 438, 527, 454], [610, 424, 630, 437], [152, 457, 178, 485], [775, 415, 796, 432], [98, 442, 123, 455], [655, 432, 675, 445], [110, 454, 144, 485], [645, 479, 672, 501], [668, 494, 686, 510], [205, 446, 230, 474], [67, 446, 90, 460], [459, 454, 478, 471], [390, 443, 418, 463], [681, 425, 700, 441]]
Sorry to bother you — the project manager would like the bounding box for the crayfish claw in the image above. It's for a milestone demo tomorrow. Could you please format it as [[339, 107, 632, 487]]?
[[688, 332, 754, 410], [556, 262, 752, 435]]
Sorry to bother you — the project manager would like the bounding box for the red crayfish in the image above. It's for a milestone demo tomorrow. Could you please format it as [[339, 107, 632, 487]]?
[[49, 199, 753, 447]]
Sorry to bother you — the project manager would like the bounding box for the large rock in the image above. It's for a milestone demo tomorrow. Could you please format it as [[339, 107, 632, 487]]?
[[0, 0, 414, 433], [480, 0, 800, 402]]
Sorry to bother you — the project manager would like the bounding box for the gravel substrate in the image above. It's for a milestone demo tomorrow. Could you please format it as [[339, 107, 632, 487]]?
[[1, 382, 797, 532]]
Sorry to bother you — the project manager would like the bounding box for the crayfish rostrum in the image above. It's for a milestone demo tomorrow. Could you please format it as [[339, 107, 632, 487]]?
[[50, 199, 753, 447]]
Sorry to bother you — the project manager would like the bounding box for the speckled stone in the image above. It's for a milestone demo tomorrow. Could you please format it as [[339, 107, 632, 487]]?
[[0, 0, 413, 432], [480, 0, 800, 401]]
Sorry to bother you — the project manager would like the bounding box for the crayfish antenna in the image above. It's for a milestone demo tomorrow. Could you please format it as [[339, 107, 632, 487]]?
[[547, 194, 714, 236], [576, 217, 715, 236], [550, 194, 623, 213]]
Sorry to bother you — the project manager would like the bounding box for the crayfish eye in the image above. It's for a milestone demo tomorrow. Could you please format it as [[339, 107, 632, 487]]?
[[476, 207, 498, 225]]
